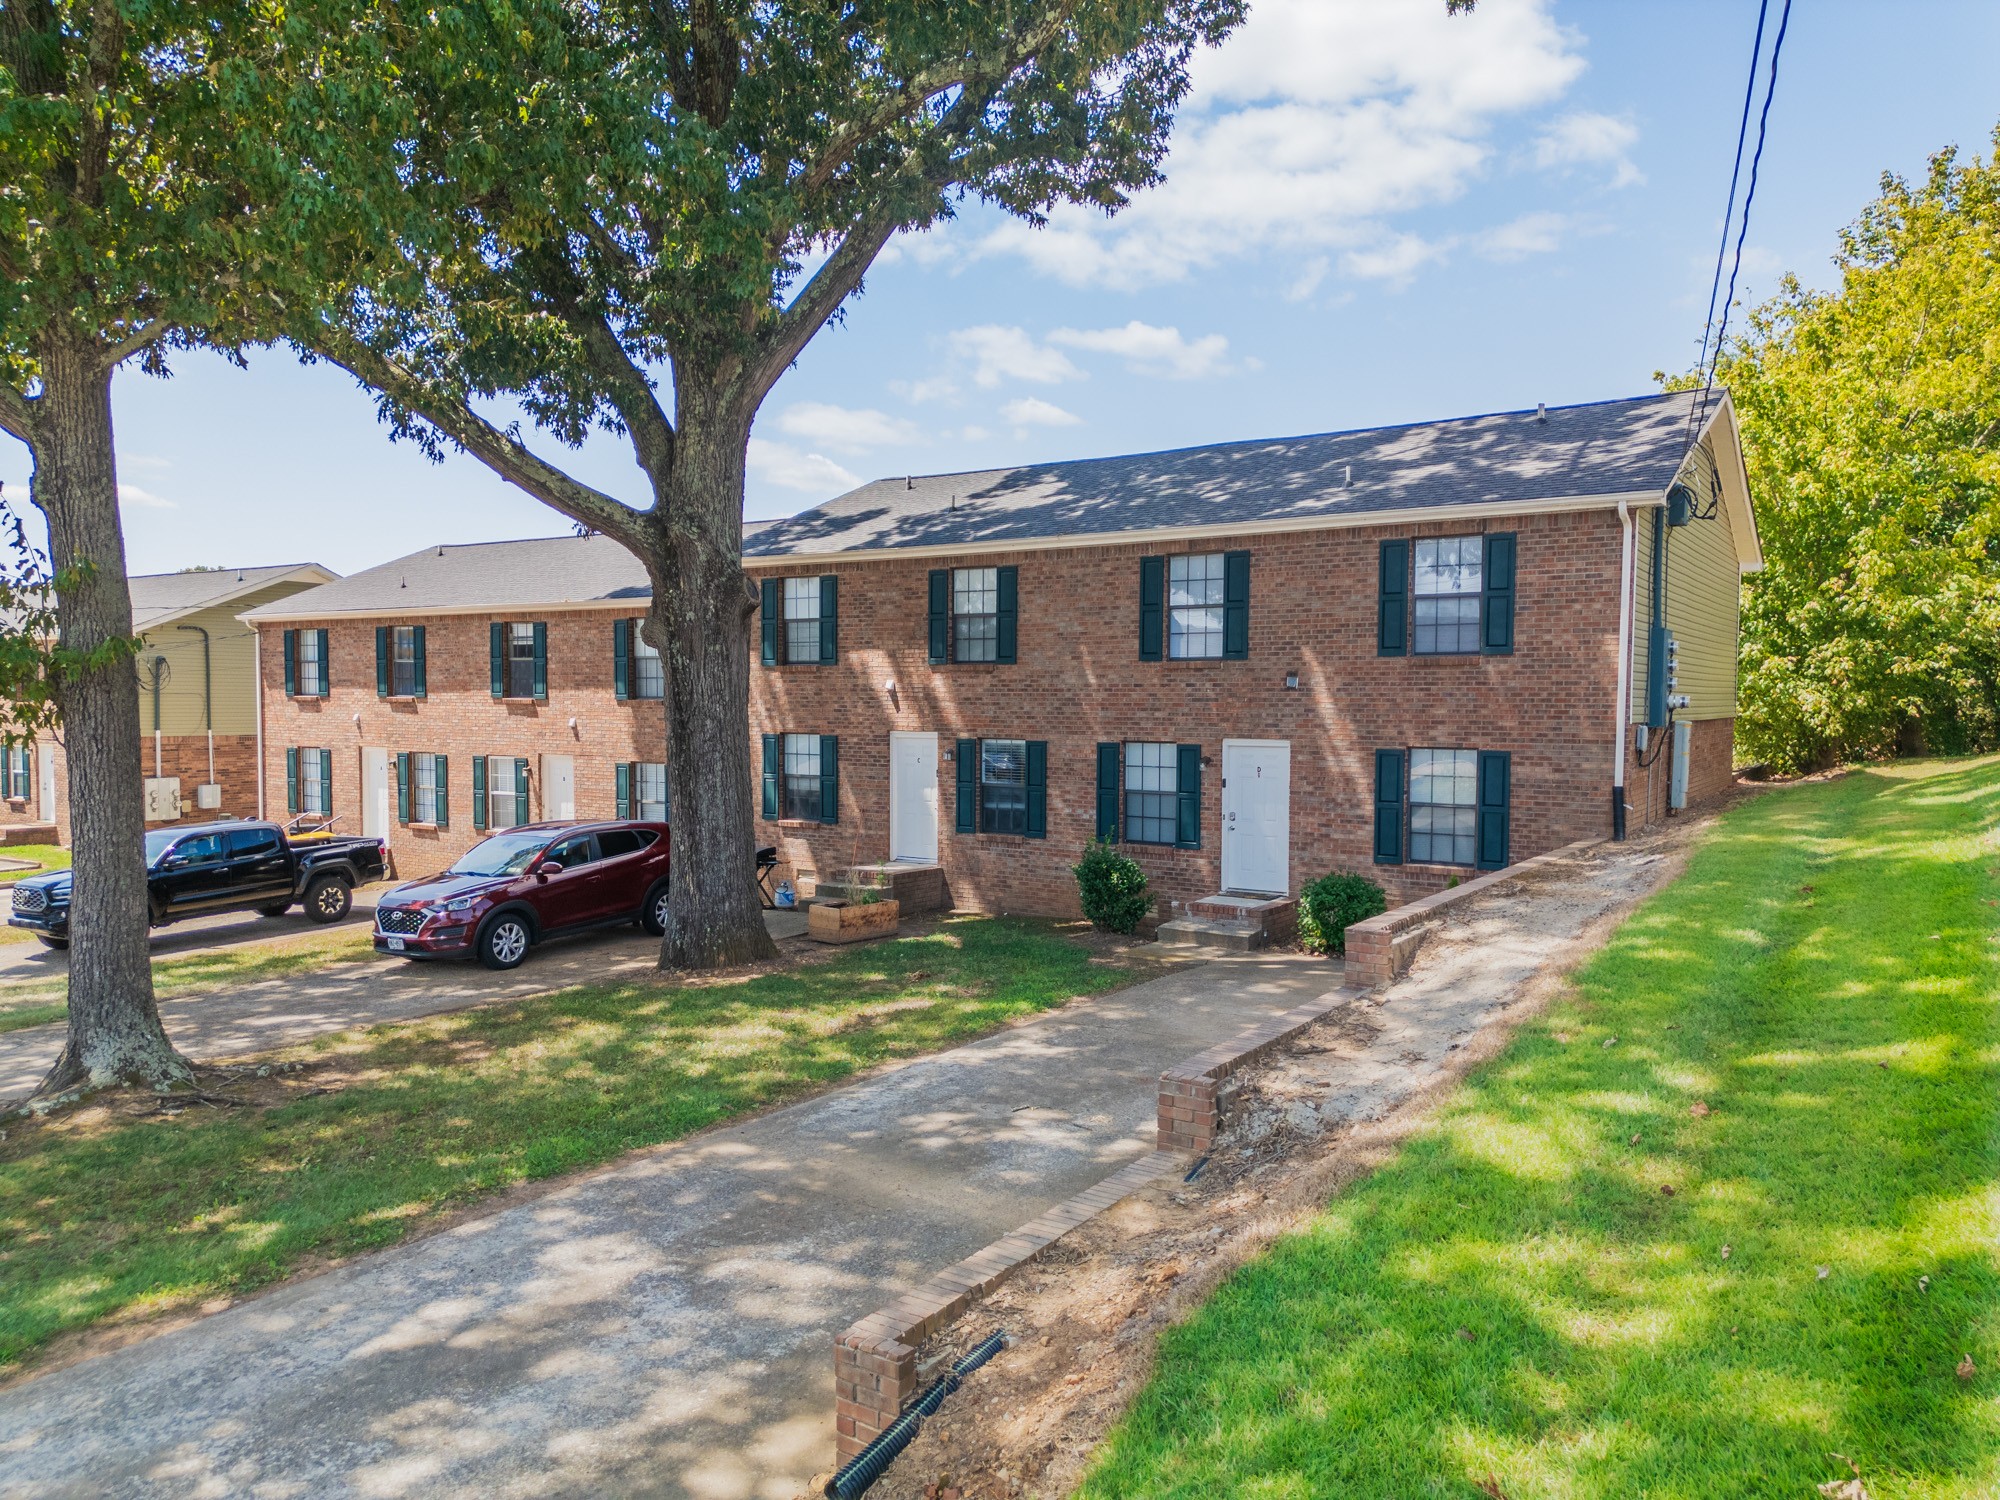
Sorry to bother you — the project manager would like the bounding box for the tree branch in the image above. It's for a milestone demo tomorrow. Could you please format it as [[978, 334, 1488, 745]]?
[[94, 322, 164, 374], [746, 211, 901, 407], [573, 313, 677, 481], [311, 335, 648, 548], [0, 382, 37, 446]]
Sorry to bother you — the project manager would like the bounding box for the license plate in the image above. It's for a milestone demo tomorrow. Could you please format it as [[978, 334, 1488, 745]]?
[[385, 936, 406, 951]]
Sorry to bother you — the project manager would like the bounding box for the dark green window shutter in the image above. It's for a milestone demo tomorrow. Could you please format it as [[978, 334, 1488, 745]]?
[[760, 579, 779, 666], [1222, 552, 1250, 659], [928, 570, 949, 664], [819, 735, 839, 824], [376, 626, 389, 697], [395, 752, 410, 824], [1373, 749, 1405, 865], [321, 749, 333, 808], [283, 631, 298, 696], [489, 621, 505, 697], [472, 756, 488, 830], [995, 566, 1018, 664], [1482, 533, 1516, 654], [285, 747, 299, 814], [1138, 557, 1163, 661], [955, 738, 976, 832], [616, 762, 632, 819], [1095, 743, 1119, 841], [1025, 740, 1047, 839], [1477, 750, 1511, 871], [820, 575, 838, 664], [1175, 744, 1202, 849], [515, 757, 529, 812], [613, 619, 631, 700], [1378, 540, 1408, 656], [531, 622, 548, 697], [315, 631, 330, 696], [433, 755, 448, 827], [760, 734, 779, 819], [412, 626, 427, 698]]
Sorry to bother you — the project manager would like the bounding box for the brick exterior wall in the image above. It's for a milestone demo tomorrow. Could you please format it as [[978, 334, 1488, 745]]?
[[256, 608, 665, 877], [1623, 713, 1735, 831], [141, 733, 260, 820], [751, 508, 1701, 918]]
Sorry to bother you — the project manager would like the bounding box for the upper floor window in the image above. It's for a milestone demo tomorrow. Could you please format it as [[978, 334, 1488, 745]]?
[[783, 578, 823, 663], [490, 621, 547, 699], [1168, 555, 1226, 659], [391, 626, 419, 696], [953, 569, 1000, 663], [507, 623, 537, 697], [759, 576, 837, 667], [633, 628, 664, 698], [1413, 538, 1482, 655], [285, 629, 329, 697]]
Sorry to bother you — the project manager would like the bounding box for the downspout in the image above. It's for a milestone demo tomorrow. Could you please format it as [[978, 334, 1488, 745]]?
[[1613, 500, 1635, 840], [176, 624, 213, 784], [150, 655, 165, 776], [254, 628, 266, 818]]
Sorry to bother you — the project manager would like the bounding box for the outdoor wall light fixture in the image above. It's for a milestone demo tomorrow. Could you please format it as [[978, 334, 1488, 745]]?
[[1284, 672, 1300, 690]]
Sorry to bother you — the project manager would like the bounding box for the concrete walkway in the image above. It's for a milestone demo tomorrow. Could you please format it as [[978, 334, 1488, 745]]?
[[0, 912, 811, 1105], [0, 951, 1337, 1500]]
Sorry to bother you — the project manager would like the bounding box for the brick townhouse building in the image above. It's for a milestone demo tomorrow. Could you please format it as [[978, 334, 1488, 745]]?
[[248, 390, 1756, 915], [1, 563, 334, 845]]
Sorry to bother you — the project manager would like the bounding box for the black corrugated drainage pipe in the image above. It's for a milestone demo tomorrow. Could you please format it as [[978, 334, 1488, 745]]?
[[826, 1330, 1007, 1499]]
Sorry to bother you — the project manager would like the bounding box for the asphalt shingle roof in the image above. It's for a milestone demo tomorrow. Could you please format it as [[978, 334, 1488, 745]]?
[[241, 534, 650, 620], [131, 565, 332, 629], [745, 390, 1711, 560]]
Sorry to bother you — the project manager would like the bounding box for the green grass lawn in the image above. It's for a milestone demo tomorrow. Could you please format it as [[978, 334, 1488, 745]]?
[[1079, 758, 2000, 1500], [0, 923, 379, 1034], [0, 916, 1147, 1367]]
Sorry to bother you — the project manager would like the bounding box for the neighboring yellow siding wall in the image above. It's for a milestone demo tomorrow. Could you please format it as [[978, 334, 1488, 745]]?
[[137, 580, 318, 736], [1627, 446, 1742, 723]]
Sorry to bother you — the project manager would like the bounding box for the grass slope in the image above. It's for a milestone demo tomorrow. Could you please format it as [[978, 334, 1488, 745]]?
[[1080, 760, 2000, 1499], [0, 917, 1138, 1368]]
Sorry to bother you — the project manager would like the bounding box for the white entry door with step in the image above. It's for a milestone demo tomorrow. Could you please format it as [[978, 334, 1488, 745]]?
[[361, 748, 391, 841], [889, 732, 940, 863], [1221, 739, 1290, 896]]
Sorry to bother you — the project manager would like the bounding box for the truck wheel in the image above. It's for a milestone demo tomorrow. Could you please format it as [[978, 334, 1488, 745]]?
[[476, 912, 533, 970], [641, 880, 671, 936], [302, 875, 352, 924], [257, 902, 293, 919], [36, 935, 67, 950]]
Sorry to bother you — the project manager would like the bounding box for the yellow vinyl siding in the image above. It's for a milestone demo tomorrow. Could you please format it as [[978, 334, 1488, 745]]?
[[138, 581, 319, 735], [1627, 443, 1742, 723]]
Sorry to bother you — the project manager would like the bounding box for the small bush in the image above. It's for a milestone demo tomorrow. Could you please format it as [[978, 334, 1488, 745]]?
[[1296, 871, 1388, 956], [1072, 839, 1153, 934]]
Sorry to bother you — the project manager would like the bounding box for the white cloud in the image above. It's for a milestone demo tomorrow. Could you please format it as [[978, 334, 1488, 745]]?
[[1341, 232, 1452, 284], [1532, 110, 1643, 187], [1046, 322, 1244, 380], [1476, 211, 1571, 262], [118, 483, 175, 509], [776, 402, 920, 454], [1000, 398, 1083, 429], [954, 325, 1084, 389], [977, 0, 1587, 289], [746, 438, 860, 496]]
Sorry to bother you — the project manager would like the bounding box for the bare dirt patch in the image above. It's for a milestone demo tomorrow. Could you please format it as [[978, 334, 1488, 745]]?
[[852, 816, 1718, 1500]]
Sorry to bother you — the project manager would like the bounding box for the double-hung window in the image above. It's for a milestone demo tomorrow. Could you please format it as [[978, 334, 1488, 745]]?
[[4, 746, 30, 801], [1168, 555, 1226, 659], [783, 578, 822, 664], [1413, 538, 1483, 655], [1408, 748, 1478, 865], [396, 751, 448, 826], [979, 739, 1028, 835], [285, 629, 329, 697], [782, 734, 822, 821], [413, 753, 441, 825], [953, 569, 1000, 663], [301, 748, 330, 815], [635, 762, 668, 822], [507, 624, 536, 697], [632, 628, 664, 697], [1121, 743, 1178, 844], [488, 756, 522, 829], [759, 576, 838, 667], [390, 626, 419, 696]]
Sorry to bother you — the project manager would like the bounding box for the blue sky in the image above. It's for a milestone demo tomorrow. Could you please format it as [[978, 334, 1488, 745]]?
[[6, 0, 1998, 576]]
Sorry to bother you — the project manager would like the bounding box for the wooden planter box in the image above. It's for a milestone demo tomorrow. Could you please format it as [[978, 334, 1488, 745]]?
[[808, 898, 900, 945]]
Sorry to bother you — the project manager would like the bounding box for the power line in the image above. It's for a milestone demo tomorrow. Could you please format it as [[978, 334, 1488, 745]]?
[[1691, 0, 1770, 411]]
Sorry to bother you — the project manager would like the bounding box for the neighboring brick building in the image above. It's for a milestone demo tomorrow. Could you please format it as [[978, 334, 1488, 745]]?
[[248, 391, 1758, 915], [5, 564, 336, 845]]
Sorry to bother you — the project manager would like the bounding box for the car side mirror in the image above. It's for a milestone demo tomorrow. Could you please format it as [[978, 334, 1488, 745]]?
[[160, 854, 185, 869], [535, 860, 564, 879]]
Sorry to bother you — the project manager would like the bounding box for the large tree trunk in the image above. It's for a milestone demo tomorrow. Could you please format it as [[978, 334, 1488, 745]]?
[[31, 332, 188, 1093], [650, 400, 777, 970]]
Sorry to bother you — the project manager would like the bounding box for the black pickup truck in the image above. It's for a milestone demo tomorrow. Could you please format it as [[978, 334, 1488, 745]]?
[[7, 819, 388, 949]]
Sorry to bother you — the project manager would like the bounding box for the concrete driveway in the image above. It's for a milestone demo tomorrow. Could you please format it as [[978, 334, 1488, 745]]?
[[0, 952, 1339, 1499]]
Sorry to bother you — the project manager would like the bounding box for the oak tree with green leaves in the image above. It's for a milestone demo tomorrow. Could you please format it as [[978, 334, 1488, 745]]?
[[0, 1, 352, 1090], [306, 0, 1257, 968], [1703, 128, 2000, 773]]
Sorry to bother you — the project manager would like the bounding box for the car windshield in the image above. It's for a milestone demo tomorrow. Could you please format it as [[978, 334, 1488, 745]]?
[[144, 830, 180, 865], [447, 831, 553, 878]]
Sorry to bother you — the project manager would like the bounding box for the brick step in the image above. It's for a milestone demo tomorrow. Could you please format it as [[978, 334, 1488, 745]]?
[[1156, 916, 1268, 952]]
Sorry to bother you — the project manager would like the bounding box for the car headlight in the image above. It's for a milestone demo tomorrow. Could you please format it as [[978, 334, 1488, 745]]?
[[430, 896, 481, 915]]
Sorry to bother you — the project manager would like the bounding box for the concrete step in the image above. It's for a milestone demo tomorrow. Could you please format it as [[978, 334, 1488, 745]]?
[[1156, 916, 1268, 952]]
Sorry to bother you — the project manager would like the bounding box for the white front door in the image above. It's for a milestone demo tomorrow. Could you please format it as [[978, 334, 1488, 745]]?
[[542, 754, 576, 820], [37, 747, 55, 822], [361, 748, 390, 840], [889, 732, 940, 863], [1221, 739, 1290, 895]]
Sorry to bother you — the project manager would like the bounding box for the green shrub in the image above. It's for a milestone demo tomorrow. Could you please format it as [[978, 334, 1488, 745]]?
[[1296, 871, 1388, 955], [1072, 839, 1152, 934]]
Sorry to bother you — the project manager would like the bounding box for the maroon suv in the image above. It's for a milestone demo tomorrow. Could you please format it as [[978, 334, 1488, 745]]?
[[373, 821, 671, 969]]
